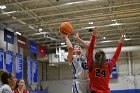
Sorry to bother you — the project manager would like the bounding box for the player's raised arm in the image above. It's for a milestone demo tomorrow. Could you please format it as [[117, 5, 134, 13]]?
[[87, 27, 97, 72], [60, 31, 73, 64], [73, 31, 89, 49], [109, 35, 125, 69]]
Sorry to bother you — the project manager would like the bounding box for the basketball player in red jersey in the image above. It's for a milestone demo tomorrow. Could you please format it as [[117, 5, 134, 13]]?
[[87, 28, 125, 93]]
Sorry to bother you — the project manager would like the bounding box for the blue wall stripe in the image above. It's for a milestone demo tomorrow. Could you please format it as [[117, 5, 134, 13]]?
[[111, 89, 140, 93]]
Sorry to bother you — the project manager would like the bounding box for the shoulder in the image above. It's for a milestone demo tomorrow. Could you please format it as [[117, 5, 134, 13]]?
[[1, 84, 12, 92], [1, 84, 11, 90]]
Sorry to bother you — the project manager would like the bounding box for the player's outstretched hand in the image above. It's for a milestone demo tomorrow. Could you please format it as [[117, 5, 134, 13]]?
[[73, 31, 80, 40], [92, 27, 98, 36], [119, 35, 125, 43]]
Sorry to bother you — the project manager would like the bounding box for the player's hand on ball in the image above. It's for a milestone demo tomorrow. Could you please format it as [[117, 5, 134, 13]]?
[[119, 35, 125, 43], [59, 30, 68, 39]]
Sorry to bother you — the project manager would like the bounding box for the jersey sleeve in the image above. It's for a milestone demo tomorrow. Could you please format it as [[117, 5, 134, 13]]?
[[2, 87, 12, 93], [109, 43, 122, 69], [87, 35, 96, 72]]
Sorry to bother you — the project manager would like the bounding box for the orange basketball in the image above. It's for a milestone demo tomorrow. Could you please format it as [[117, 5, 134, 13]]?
[[59, 22, 73, 35]]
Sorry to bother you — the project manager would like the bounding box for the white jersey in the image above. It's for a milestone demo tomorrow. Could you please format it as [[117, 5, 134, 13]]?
[[70, 55, 89, 80], [0, 84, 13, 93]]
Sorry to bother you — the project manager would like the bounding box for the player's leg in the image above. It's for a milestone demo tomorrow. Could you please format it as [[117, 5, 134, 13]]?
[[72, 81, 81, 93], [85, 80, 91, 93], [72, 80, 84, 93], [76, 81, 89, 93]]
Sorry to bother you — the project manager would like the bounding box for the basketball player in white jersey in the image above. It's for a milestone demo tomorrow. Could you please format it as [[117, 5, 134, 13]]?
[[60, 31, 90, 93]]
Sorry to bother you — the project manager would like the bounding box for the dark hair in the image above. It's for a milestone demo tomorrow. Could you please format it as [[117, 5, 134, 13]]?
[[15, 79, 23, 89], [95, 50, 106, 66], [0, 70, 12, 84]]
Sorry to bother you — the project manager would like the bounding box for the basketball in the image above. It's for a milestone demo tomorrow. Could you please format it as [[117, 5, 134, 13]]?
[[59, 22, 73, 35]]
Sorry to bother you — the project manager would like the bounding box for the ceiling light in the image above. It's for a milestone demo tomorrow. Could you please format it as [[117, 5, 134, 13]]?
[[124, 35, 126, 37], [39, 28, 43, 32], [84, 26, 96, 29], [103, 37, 106, 39], [16, 32, 21, 35], [26, 32, 48, 36], [85, 27, 94, 29], [125, 38, 131, 41], [66, 2, 80, 5], [84, 22, 122, 29], [66, 2, 73, 5], [87, 0, 97, 1], [63, 0, 97, 6], [109, 22, 122, 26], [111, 20, 116, 22], [89, 22, 93, 24], [2, 11, 16, 14], [122, 34, 126, 37], [0, 5, 6, 9], [67, 0, 97, 4], [100, 40, 113, 43], [61, 43, 65, 45]]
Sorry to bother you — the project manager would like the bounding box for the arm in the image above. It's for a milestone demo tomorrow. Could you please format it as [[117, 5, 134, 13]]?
[[109, 36, 125, 69], [73, 32, 89, 49], [87, 35, 96, 72], [87, 27, 97, 72], [2, 90, 11, 93], [60, 32, 73, 64], [2, 87, 12, 93], [65, 37, 73, 64]]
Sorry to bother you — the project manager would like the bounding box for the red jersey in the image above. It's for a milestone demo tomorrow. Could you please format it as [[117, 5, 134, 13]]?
[[87, 35, 122, 93], [14, 89, 29, 93]]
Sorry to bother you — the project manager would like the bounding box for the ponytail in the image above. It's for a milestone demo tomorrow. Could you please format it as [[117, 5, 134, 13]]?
[[95, 50, 106, 66]]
